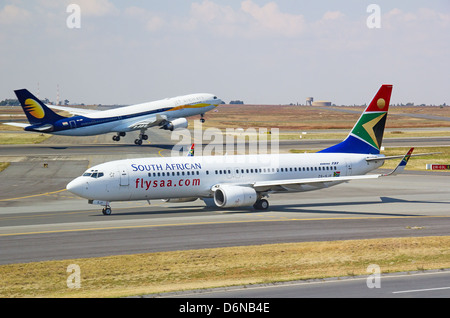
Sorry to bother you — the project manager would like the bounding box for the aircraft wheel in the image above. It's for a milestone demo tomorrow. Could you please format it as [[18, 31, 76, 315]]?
[[200, 118, 205, 123], [253, 199, 269, 210], [113, 135, 120, 141], [102, 207, 112, 215], [142, 134, 148, 140], [260, 199, 269, 210], [134, 139, 143, 145]]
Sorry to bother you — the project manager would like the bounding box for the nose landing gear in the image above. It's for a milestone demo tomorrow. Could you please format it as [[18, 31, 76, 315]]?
[[102, 206, 112, 215], [89, 200, 113, 215]]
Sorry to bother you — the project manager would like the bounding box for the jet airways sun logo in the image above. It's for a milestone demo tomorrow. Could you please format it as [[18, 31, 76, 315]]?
[[24, 99, 45, 119]]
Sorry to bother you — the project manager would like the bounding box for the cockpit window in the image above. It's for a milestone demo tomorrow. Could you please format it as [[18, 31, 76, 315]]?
[[213, 96, 217, 99], [83, 170, 104, 178]]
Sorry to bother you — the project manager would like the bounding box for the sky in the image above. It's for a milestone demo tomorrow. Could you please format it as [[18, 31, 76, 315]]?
[[0, 0, 449, 106]]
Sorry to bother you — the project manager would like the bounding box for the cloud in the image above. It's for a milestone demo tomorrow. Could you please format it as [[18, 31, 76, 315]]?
[[240, 0, 306, 37], [75, 0, 119, 17], [124, 6, 165, 32], [0, 4, 31, 24], [187, 0, 306, 38]]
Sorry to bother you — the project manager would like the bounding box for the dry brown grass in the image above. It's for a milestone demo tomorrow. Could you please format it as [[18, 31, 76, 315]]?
[[198, 105, 450, 130], [1, 236, 449, 298]]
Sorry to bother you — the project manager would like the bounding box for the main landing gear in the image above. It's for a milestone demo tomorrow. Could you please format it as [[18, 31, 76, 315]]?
[[200, 113, 205, 123], [134, 129, 148, 145], [112, 132, 126, 141], [253, 198, 269, 210]]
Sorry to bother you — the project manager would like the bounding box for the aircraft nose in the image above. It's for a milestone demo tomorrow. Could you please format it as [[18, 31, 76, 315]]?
[[66, 177, 87, 198]]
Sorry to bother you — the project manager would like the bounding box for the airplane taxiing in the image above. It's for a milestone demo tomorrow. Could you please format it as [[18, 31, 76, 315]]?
[[7, 89, 221, 145], [66, 84, 430, 215]]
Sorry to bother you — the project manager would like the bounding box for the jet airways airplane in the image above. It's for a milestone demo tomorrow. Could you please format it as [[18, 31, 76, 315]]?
[[7, 89, 221, 145], [66, 84, 427, 215]]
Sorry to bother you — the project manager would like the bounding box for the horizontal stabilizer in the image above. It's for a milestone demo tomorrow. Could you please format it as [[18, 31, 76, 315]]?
[[3, 122, 29, 128], [366, 151, 441, 162]]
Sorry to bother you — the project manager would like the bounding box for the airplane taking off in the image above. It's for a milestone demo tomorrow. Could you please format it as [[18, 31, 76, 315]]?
[[66, 84, 429, 215], [7, 89, 221, 145]]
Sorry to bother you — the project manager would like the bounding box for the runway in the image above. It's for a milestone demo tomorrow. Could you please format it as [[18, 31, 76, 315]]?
[[1, 130, 449, 297], [1, 169, 449, 265]]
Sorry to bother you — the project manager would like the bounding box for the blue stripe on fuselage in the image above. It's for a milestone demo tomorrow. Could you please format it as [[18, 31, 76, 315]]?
[[51, 106, 174, 133]]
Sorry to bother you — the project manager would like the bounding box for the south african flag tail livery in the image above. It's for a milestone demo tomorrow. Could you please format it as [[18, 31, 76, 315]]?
[[319, 84, 392, 155]]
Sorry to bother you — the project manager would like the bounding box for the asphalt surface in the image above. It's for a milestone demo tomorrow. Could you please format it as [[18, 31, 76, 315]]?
[[161, 269, 450, 298], [0, 128, 449, 298]]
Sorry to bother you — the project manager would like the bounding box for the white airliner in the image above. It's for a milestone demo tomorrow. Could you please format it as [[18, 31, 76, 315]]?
[[7, 89, 221, 145], [66, 85, 428, 215]]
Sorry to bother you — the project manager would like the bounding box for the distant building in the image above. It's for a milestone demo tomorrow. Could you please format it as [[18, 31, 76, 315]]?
[[312, 100, 332, 106], [229, 100, 244, 104]]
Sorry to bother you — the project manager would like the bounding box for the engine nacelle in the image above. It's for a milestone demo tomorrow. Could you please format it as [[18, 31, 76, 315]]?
[[161, 118, 188, 131], [213, 186, 257, 208], [161, 197, 198, 203]]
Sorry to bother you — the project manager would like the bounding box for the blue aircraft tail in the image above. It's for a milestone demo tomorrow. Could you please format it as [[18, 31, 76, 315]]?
[[14, 89, 66, 125]]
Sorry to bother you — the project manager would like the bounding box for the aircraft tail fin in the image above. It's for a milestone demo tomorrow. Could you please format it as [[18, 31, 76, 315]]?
[[319, 84, 393, 154], [14, 89, 66, 125]]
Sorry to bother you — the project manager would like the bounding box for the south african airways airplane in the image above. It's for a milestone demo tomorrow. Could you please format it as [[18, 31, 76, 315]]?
[[66, 85, 429, 215], [7, 89, 221, 145]]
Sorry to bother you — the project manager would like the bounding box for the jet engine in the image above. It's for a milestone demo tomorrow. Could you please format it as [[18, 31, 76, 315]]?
[[161, 118, 188, 131], [213, 185, 257, 208]]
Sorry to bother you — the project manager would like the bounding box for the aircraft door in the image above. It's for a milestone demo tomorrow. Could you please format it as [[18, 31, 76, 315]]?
[[119, 165, 129, 186], [345, 160, 353, 176], [69, 120, 77, 129]]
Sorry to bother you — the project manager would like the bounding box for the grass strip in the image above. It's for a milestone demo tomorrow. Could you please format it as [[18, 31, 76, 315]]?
[[1, 236, 449, 298], [0, 132, 50, 144]]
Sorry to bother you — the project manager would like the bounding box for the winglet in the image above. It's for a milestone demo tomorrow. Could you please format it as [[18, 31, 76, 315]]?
[[187, 143, 195, 156], [383, 147, 414, 176]]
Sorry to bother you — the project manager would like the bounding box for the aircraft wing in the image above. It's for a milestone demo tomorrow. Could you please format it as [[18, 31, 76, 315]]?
[[251, 174, 381, 191], [47, 105, 97, 116], [128, 114, 168, 130]]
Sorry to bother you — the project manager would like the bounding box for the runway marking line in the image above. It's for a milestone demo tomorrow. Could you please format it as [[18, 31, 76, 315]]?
[[0, 189, 67, 202], [393, 286, 450, 294], [1, 215, 450, 237]]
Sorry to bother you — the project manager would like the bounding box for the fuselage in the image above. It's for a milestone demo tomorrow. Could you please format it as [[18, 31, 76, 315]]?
[[66, 152, 385, 202], [25, 93, 220, 136]]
